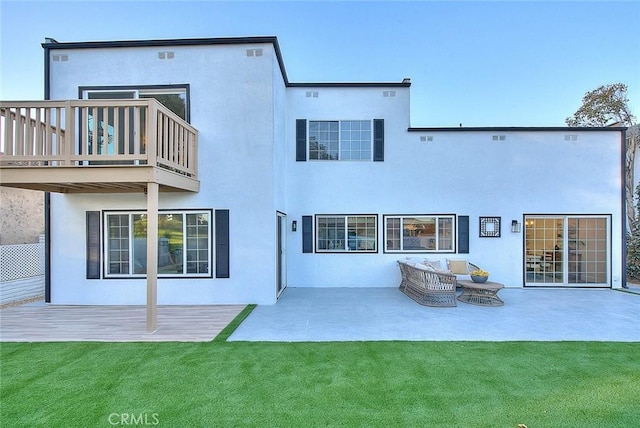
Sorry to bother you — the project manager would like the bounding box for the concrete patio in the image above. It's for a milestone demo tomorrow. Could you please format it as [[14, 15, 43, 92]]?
[[1, 287, 638, 342], [228, 287, 640, 342]]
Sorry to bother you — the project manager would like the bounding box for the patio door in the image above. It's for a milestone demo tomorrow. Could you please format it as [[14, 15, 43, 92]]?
[[82, 87, 188, 161], [85, 91, 137, 159], [524, 215, 610, 287], [276, 212, 287, 298]]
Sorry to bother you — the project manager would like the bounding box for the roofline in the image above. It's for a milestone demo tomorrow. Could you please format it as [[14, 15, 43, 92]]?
[[41, 36, 281, 50], [41, 36, 410, 89], [43, 36, 292, 86], [289, 82, 411, 88], [408, 126, 628, 132]]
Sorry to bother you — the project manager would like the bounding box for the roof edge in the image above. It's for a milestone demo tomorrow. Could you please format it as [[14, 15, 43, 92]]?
[[42, 36, 290, 85], [41, 36, 280, 49], [288, 81, 411, 88], [408, 126, 628, 132], [41, 37, 412, 89]]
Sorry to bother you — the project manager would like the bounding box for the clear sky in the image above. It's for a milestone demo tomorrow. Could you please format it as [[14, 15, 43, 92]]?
[[1, 0, 639, 127]]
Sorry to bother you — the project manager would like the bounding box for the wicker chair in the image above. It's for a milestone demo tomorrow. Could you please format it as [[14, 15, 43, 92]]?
[[397, 261, 457, 307]]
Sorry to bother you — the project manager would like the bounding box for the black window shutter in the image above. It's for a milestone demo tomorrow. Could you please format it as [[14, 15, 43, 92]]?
[[86, 211, 100, 279], [458, 215, 469, 254], [302, 216, 313, 253], [215, 209, 230, 278], [373, 119, 384, 161], [296, 119, 307, 161]]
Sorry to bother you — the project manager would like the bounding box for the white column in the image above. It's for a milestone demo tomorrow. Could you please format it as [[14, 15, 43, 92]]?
[[146, 182, 159, 332]]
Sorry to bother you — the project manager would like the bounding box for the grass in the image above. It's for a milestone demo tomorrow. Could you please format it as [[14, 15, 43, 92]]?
[[213, 304, 256, 342], [1, 341, 639, 427]]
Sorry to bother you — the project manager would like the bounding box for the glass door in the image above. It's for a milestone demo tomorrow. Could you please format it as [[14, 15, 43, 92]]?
[[524, 215, 610, 287], [276, 212, 287, 298], [566, 217, 609, 284], [525, 217, 564, 284], [83, 87, 188, 162], [85, 91, 137, 157]]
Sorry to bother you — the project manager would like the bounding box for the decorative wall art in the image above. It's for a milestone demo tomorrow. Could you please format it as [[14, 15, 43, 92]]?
[[479, 216, 501, 237]]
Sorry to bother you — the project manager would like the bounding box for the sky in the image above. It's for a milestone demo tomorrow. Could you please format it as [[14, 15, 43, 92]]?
[[1, 0, 639, 127]]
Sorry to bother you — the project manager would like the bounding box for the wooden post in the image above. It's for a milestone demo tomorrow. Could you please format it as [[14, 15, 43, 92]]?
[[146, 182, 159, 332], [64, 101, 73, 166]]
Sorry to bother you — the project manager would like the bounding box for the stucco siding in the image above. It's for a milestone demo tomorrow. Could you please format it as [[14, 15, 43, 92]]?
[[0, 188, 44, 245], [38, 37, 624, 305], [285, 127, 623, 289], [47, 42, 282, 304]]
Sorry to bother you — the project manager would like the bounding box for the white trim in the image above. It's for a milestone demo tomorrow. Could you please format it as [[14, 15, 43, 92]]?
[[384, 215, 456, 253], [103, 210, 212, 279], [524, 214, 611, 287]]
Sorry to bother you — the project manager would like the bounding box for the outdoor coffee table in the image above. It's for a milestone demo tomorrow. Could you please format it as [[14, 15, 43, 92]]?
[[457, 280, 505, 306]]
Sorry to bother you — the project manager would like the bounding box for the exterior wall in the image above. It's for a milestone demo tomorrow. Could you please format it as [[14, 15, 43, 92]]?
[[43, 38, 625, 305], [285, 85, 412, 288], [47, 42, 283, 304], [0, 188, 44, 245], [285, 116, 623, 288], [273, 56, 289, 292]]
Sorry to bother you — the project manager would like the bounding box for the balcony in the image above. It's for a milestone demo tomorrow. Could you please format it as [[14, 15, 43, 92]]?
[[0, 99, 199, 193]]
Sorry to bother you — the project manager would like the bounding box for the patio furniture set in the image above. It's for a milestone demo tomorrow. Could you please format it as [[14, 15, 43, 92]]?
[[397, 259, 504, 307]]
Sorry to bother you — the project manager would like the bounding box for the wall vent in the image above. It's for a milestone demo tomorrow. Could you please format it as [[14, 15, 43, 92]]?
[[305, 91, 319, 98], [158, 51, 175, 59], [564, 134, 578, 141], [246, 48, 263, 57], [383, 91, 396, 98], [492, 135, 506, 141], [420, 135, 434, 142], [52, 54, 68, 62]]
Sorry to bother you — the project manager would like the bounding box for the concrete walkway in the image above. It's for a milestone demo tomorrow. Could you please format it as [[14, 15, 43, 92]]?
[[228, 287, 640, 342]]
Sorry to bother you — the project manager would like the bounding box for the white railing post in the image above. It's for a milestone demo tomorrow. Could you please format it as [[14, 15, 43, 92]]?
[[191, 132, 198, 177], [64, 101, 74, 166], [146, 100, 157, 167]]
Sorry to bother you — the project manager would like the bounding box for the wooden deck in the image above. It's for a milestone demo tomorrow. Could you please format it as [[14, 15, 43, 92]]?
[[0, 303, 246, 342], [0, 99, 199, 194]]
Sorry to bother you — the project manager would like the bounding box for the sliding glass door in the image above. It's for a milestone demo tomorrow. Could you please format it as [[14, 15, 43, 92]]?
[[524, 215, 610, 287]]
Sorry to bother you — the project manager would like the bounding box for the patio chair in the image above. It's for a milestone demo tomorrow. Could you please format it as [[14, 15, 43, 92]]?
[[397, 261, 457, 307]]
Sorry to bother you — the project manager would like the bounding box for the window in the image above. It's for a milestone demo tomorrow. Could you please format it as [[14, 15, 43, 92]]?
[[309, 120, 372, 160], [83, 86, 189, 120], [524, 215, 610, 286], [105, 210, 211, 277], [316, 215, 377, 252], [138, 89, 186, 120], [384, 215, 455, 253], [81, 86, 189, 159]]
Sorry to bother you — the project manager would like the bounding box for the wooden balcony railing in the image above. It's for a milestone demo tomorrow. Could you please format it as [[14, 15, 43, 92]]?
[[0, 99, 198, 179]]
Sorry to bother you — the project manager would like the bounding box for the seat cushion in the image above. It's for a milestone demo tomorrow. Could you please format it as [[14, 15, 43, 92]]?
[[447, 259, 469, 275]]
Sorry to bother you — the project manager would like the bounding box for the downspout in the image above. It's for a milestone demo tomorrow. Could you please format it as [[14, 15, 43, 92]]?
[[43, 42, 52, 302], [622, 129, 628, 288]]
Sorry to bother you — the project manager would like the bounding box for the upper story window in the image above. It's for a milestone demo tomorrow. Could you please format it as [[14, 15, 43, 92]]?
[[309, 120, 372, 160], [81, 85, 189, 121], [384, 215, 455, 253], [296, 119, 384, 162], [139, 90, 187, 120]]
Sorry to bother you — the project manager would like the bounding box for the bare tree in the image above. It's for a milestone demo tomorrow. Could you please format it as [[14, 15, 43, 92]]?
[[566, 83, 638, 229]]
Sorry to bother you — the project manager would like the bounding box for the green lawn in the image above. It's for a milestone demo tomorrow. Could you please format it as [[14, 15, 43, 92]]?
[[1, 339, 638, 427]]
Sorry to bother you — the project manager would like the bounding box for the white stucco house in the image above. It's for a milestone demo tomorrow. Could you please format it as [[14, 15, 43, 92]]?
[[0, 36, 627, 317]]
